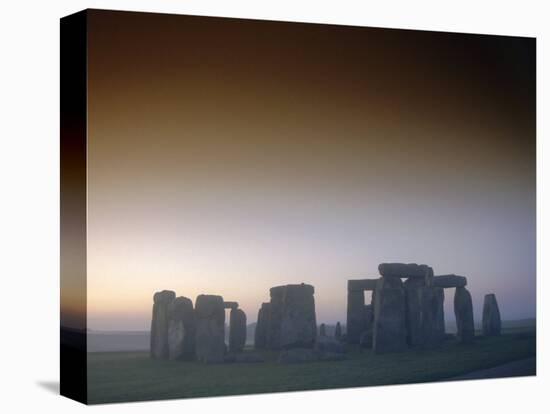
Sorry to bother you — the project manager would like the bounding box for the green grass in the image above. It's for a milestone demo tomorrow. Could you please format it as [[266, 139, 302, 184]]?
[[87, 330, 536, 404]]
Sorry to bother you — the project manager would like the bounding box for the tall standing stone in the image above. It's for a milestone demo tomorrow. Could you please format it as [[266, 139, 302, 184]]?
[[195, 294, 226, 363], [360, 304, 374, 348], [319, 323, 326, 336], [346, 279, 377, 344], [267, 286, 285, 349], [229, 308, 247, 353], [254, 302, 270, 349], [373, 277, 407, 353], [432, 287, 445, 341], [280, 284, 317, 348], [334, 322, 342, 339], [150, 290, 176, 359], [167, 296, 196, 360], [454, 287, 475, 343], [482, 294, 501, 336]]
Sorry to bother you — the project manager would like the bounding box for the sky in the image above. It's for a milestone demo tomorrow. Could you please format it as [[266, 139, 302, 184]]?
[[83, 10, 535, 331]]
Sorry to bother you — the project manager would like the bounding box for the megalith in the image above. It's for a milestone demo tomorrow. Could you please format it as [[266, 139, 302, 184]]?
[[360, 304, 374, 348], [267, 286, 285, 349], [432, 287, 445, 341], [482, 294, 501, 336], [346, 278, 377, 344], [150, 290, 176, 359], [194, 294, 226, 363], [372, 277, 407, 353], [334, 322, 342, 339], [167, 296, 196, 360], [280, 284, 317, 349], [319, 323, 326, 337], [433, 274, 467, 288], [454, 287, 475, 343], [254, 302, 270, 349], [229, 308, 247, 353]]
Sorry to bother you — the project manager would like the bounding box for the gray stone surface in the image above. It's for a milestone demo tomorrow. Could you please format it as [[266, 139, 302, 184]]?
[[254, 302, 270, 349], [319, 323, 326, 337], [359, 329, 373, 348], [279, 284, 317, 349], [150, 290, 176, 359], [454, 287, 475, 344], [378, 263, 431, 279], [229, 308, 247, 353], [195, 294, 226, 363], [267, 286, 285, 349], [167, 296, 195, 360], [432, 287, 446, 341], [223, 301, 239, 310], [373, 277, 407, 353], [346, 288, 367, 344], [334, 322, 342, 339], [348, 279, 378, 292], [482, 294, 502, 336], [433, 275, 467, 288]]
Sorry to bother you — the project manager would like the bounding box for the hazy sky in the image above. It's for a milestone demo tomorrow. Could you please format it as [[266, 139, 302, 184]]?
[[85, 10, 535, 330]]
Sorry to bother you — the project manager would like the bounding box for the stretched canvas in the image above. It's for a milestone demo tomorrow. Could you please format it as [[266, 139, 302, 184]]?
[[60, 9, 536, 405]]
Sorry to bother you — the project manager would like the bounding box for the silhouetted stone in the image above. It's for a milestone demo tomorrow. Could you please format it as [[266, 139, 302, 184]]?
[[454, 287, 475, 344], [254, 302, 270, 349], [223, 301, 239, 310], [315, 335, 345, 353], [280, 284, 317, 348], [432, 287, 446, 341], [359, 329, 373, 348], [195, 294, 225, 363], [482, 294, 501, 336], [150, 290, 176, 359], [433, 275, 467, 288], [334, 322, 342, 339], [229, 308, 247, 353], [378, 263, 431, 279], [346, 278, 378, 344], [319, 323, 326, 336], [373, 277, 407, 353], [359, 304, 374, 348], [167, 296, 195, 360], [267, 286, 285, 349]]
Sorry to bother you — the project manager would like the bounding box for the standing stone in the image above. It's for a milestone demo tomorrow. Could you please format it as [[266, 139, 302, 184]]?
[[267, 286, 285, 349], [360, 304, 374, 348], [432, 287, 445, 341], [167, 296, 196, 360], [150, 290, 176, 359], [280, 284, 317, 348], [254, 302, 270, 349], [454, 287, 475, 344], [346, 288, 366, 344], [373, 277, 407, 353], [482, 294, 501, 336], [319, 323, 326, 337], [229, 308, 247, 353], [334, 322, 342, 339], [195, 294, 226, 363]]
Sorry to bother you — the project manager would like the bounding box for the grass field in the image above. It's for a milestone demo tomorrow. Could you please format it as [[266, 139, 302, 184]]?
[[87, 330, 536, 404]]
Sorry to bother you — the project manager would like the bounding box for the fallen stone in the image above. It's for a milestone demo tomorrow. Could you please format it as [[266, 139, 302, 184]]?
[[482, 294, 501, 336], [315, 335, 346, 354], [195, 294, 226, 363], [150, 290, 176, 359]]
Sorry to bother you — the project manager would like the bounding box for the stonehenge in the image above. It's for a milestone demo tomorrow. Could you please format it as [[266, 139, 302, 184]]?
[[150, 262, 500, 364], [255, 283, 317, 350], [150, 290, 249, 363], [254, 302, 270, 349], [454, 287, 475, 343], [229, 308, 247, 353], [482, 294, 501, 336], [347, 262, 477, 353], [150, 290, 176, 359]]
